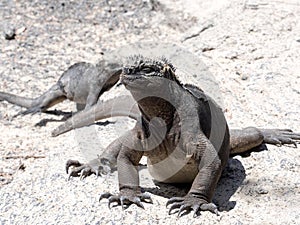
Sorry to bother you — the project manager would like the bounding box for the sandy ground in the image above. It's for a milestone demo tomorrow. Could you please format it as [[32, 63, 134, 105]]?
[[0, 0, 299, 224]]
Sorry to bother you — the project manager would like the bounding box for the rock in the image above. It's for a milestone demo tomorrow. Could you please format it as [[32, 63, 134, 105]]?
[[4, 25, 16, 40]]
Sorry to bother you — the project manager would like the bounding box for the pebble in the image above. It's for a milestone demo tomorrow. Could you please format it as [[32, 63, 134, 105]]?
[[256, 188, 269, 195]]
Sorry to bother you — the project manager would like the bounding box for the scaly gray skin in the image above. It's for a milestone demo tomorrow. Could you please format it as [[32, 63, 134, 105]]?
[[65, 55, 300, 217], [51, 95, 141, 136], [0, 60, 122, 118]]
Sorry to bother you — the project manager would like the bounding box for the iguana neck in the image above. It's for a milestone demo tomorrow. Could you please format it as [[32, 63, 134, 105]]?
[[137, 96, 176, 127]]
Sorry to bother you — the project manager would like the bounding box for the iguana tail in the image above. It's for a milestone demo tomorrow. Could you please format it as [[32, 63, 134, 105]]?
[[1, 83, 66, 117], [0, 91, 37, 108]]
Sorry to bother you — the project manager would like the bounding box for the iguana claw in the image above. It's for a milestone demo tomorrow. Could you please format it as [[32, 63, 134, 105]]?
[[66, 159, 82, 174]]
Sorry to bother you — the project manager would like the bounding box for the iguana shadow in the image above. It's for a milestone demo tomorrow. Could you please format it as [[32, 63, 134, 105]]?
[[34, 110, 73, 127]]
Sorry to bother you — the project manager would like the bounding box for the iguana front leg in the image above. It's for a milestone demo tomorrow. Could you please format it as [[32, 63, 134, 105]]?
[[66, 132, 129, 180], [99, 141, 153, 209], [167, 137, 226, 217]]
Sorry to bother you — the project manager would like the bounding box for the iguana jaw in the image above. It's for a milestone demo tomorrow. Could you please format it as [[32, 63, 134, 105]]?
[[120, 73, 151, 91]]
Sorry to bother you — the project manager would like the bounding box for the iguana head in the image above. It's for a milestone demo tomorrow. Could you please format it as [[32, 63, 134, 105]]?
[[120, 55, 181, 90], [120, 55, 183, 125]]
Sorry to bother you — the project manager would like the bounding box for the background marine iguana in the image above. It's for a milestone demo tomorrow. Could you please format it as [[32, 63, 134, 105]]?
[[64, 55, 300, 217], [0, 60, 122, 118]]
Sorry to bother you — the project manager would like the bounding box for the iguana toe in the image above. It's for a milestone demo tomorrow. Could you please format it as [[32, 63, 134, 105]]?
[[200, 203, 219, 216], [177, 204, 193, 217], [138, 192, 153, 204], [132, 197, 145, 209], [166, 197, 185, 207], [65, 159, 83, 174], [119, 196, 143, 210], [168, 202, 182, 215], [108, 195, 121, 209], [79, 167, 93, 180]]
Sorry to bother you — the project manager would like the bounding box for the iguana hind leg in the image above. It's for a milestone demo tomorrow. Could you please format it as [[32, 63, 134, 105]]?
[[229, 127, 300, 155], [260, 129, 300, 147]]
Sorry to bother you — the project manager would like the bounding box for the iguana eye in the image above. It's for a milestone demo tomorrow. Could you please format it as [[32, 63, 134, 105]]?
[[141, 67, 154, 73]]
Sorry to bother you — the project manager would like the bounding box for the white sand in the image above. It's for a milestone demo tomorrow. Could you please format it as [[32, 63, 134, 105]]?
[[0, 0, 299, 224]]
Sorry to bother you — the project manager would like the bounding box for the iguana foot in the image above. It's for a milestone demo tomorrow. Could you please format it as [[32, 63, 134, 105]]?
[[66, 159, 97, 180], [261, 129, 300, 147], [166, 194, 219, 217], [66, 158, 111, 180], [99, 189, 153, 210]]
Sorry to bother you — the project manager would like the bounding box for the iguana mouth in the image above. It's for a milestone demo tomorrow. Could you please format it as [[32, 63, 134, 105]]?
[[121, 73, 140, 81], [120, 73, 150, 87]]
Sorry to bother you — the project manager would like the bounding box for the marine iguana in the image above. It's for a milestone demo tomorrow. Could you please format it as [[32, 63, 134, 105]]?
[[0, 60, 122, 117], [64, 55, 300, 217]]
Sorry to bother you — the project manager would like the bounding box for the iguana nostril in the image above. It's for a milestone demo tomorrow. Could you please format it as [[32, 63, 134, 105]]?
[[123, 67, 133, 74]]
